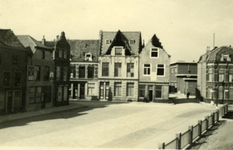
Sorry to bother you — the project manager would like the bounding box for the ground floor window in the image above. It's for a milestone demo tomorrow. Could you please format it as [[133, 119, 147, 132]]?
[[139, 85, 145, 97], [63, 86, 68, 101], [29, 87, 41, 104], [114, 82, 122, 96], [58, 86, 63, 102], [155, 85, 162, 98], [88, 83, 95, 95], [127, 83, 134, 96]]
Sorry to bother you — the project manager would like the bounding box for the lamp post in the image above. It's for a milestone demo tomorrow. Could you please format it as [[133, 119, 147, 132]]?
[[222, 80, 224, 104]]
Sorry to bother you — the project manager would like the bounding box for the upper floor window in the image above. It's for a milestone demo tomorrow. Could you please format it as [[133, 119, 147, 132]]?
[[63, 49, 67, 59], [79, 66, 85, 78], [63, 67, 67, 81], [58, 49, 62, 58], [88, 66, 94, 78], [127, 63, 134, 77], [12, 55, 19, 66], [129, 40, 135, 44], [144, 64, 150, 75], [106, 40, 111, 44], [157, 64, 164, 76], [56, 66, 61, 81], [14, 72, 21, 86], [114, 63, 122, 77], [151, 48, 158, 57], [115, 47, 123, 55], [42, 51, 45, 59], [102, 62, 109, 76], [3, 72, 10, 86], [43, 66, 50, 81]]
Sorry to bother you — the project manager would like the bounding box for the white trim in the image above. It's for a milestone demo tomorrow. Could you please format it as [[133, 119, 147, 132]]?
[[143, 63, 151, 76], [157, 64, 165, 77], [150, 48, 159, 58]]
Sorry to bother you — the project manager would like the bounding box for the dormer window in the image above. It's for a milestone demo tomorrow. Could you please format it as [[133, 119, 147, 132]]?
[[115, 47, 123, 55], [151, 48, 158, 57], [106, 40, 111, 44], [129, 40, 135, 44], [221, 54, 231, 62], [85, 53, 92, 61]]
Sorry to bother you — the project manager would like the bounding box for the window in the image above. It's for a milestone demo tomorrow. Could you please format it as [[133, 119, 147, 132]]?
[[63, 86, 68, 101], [85, 53, 92, 61], [56, 66, 61, 81], [157, 64, 164, 76], [115, 47, 123, 55], [58, 49, 62, 58], [219, 74, 224, 82], [12, 55, 19, 66], [144, 64, 150, 75], [79, 66, 85, 78], [229, 74, 233, 82], [88, 83, 95, 95], [102, 62, 109, 76], [88, 66, 94, 78], [127, 63, 134, 77], [114, 82, 122, 96], [70, 65, 76, 78], [139, 85, 145, 97], [151, 48, 158, 57], [14, 72, 21, 86], [63, 49, 67, 59], [3, 72, 10, 86], [127, 83, 134, 96], [29, 87, 41, 104], [43, 66, 50, 81], [35, 66, 40, 81], [155, 85, 162, 98], [35, 87, 41, 103], [42, 51, 45, 59], [63, 67, 67, 81], [129, 40, 135, 44], [114, 63, 122, 77], [106, 40, 111, 44]]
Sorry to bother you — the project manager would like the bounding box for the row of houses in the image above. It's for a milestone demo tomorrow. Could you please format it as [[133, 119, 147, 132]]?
[[0, 29, 70, 115]]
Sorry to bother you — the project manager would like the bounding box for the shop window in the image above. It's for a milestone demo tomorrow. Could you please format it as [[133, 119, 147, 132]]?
[[114, 82, 122, 96], [35, 66, 41, 81], [43, 66, 50, 81], [3, 72, 10, 86], [88, 83, 95, 95], [79, 66, 85, 78], [56, 66, 61, 81], [127, 83, 134, 96], [29, 87, 41, 104], [127, 63, 134, 77], [88, 66, 94, 78], [144, 64, 150, 75], [151, 48, 158, 57], [14, 72, 21, 86], [102, 62, 109, 76], [157, 64, 164, 76], [114, 63, 122, 77], [139, 85, 145, 97], [155, 85, 162, 98]]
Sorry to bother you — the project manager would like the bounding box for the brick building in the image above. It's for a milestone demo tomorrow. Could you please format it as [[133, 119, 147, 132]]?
[[0, 29, 29, 114]]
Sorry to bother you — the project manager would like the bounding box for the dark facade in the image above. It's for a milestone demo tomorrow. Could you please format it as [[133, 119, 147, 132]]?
[[17, 35, 54, 111], [170, 62, 197, 95], [0, 29, 28, 114], [69, 40, 99, 100], [198, 46, 233, 104]]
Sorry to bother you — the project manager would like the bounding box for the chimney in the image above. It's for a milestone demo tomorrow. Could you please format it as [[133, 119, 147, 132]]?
[[42, 35, 46, 45], [206, 46, 210, 53], [56, 35, 59, 41]]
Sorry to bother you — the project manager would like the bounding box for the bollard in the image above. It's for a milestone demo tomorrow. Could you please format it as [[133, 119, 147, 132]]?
[[176, 133, 181, 149], [158, 143, 165, 149], [189, 126, 193, 145]]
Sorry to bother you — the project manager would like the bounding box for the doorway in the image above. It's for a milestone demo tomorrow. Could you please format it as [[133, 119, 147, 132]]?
[[149, 90, 153, 102], [80, 84, 85, 99]]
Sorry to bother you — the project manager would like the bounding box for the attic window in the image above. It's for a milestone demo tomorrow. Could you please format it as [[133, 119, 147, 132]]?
[[221, 54, 231, 62], [106, 40, 111, 44], [115, 47, 123, 55], [85, 53, 92, 61], [151, 48, 158, 57], [129, 40, 135, 44]]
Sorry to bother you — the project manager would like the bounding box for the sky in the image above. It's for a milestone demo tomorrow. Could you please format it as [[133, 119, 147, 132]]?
[[1, 0, 233, 63]]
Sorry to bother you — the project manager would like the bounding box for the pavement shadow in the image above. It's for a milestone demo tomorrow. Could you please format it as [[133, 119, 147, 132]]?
[[222, 111, 233, 120], [0, 101, 125, 129], [171, 99, 200, 105]]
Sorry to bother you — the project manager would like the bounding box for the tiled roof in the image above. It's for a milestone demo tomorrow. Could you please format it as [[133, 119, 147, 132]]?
[[0, 29, 24, 48], [17, 35, 52, 53], [68, 40, 99, 61], [151, 34, 163, 49], [100, 30, 142, 55]]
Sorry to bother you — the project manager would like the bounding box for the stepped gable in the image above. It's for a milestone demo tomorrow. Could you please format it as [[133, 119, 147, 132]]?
[[68, 40, 99, 61], [151, 34, 163, 49], [0, 29, 24, 48]]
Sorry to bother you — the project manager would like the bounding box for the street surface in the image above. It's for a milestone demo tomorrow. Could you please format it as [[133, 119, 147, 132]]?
[[0, 101, 217, 150]]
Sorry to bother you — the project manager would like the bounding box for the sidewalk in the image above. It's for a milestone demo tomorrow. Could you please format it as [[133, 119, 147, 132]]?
[[0, 102, 86, 123]]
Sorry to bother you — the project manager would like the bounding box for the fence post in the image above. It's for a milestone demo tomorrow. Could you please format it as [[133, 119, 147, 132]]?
[[158, 143, 165, 149], [211, 113, 214, 126], [205, 116, 209, 129], [176, 133, 181, 149], [189, 126, 193, 145], [198, 120, 202, 136]]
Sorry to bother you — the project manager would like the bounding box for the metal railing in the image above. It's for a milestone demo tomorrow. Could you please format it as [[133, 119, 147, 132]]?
[[158, 104, 229, 149]]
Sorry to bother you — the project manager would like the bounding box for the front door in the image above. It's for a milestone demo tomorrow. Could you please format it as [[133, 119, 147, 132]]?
[[6, 91, 13, 113], [100, 82, 110, 100], [149, 90, 153, 102], [80, 84, 85, 99]]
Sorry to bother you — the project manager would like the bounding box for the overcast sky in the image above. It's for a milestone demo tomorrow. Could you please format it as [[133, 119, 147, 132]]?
[[1, 0, 233, 63]]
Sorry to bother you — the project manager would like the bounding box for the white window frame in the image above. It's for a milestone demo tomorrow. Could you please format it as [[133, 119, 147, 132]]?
[[151, 48, 159, 58], [106, 39, 111, 44], [143, 64, 151, 76], [88, 83, 95, 95], [157, 64, 165, 76], [114, 46, 123, 56]]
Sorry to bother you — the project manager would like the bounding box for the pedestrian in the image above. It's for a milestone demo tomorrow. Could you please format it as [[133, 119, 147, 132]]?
[[187, 92, 190, 99]]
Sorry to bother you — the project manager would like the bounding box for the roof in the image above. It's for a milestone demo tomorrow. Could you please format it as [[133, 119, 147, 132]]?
[[0, 29, 24, 48], [151, 34, 163, 49], [68, 40, 99, 61], [17, 35, 53, 53], [198, 46, 233, 63], [170, 61, 197, 66], [100, 30, 142, 55]]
